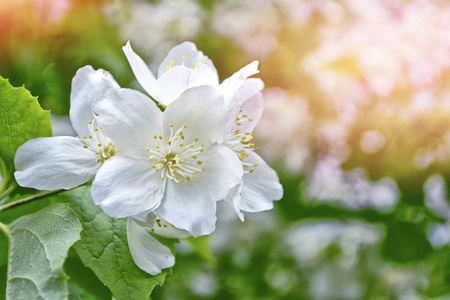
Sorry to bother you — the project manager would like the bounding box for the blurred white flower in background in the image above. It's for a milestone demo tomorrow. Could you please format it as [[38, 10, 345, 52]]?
[[211, 0, 280, 59], [255, 89, 313, 174], [285, 220, 381, 266], [285, 220, 428, 300], [425, 174, 450, 248], [305, 157, 399, 211], [285, 220, 380, 300], [104, 0, 203, 65], [302, 0, 450, 121]]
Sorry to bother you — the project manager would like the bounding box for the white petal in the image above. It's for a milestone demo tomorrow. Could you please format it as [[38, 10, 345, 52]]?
[[239, 90, 264, 133], [156, 179, 217, 237], [223, 184, 245, 221], [130, 211, 155, 227], [93, 88, 163, 158], [156, 64, 219, 106], [14, 136, 99, 190], [127, 218, 174, 275], [91, 155, 164, 218], [241, 78, 264, 104], [219, 61, 260, 105], [163, 85, 227, 144], [157, 41, 218, 80], [70, 66, 119, 137], [123, 41, 157, 99], [224, 80, 264, 138], [149, 212, 191, 239], [240, 151, 283, 212], [199, 145, 243, 201]]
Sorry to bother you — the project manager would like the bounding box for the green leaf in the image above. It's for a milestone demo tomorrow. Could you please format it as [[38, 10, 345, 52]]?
[[65, 250, 111, 300], [5, 203, 82, 299], [0, 76, 52, 171], [64, 186, 175, 300], [184, 235, 216, 266], [0, 230, 7, 300]]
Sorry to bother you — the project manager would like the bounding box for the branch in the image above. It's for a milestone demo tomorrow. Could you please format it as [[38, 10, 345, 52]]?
[[0, 190, 61, 213]]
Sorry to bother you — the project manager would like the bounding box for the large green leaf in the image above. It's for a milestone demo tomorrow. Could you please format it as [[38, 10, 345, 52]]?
[[65, 250, 111, 300], [0, 76, 52, 171], [5, 203, 81, 299], [64, 186, 175, 300]]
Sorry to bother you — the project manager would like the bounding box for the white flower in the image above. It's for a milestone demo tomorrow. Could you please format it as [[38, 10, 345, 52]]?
[[90, 85, 243, 237], [123, 41, 259, 107], [123, 40, 282, 219], [14, 66, 120, 190], [221, 78, 283, 219]]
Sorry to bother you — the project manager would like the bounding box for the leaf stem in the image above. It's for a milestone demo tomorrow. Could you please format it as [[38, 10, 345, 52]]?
[[0, 221, 10, 239], [0, 190, 61, 213]]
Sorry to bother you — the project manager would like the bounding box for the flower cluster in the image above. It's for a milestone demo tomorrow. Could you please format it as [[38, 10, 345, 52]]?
[[14, 41, 283, 275]]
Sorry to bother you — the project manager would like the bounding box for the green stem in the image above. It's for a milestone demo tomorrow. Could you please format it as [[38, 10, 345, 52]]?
[[0, 190, 60, 213], [0, 185, 15, 204], [0, 221, 10, 239]]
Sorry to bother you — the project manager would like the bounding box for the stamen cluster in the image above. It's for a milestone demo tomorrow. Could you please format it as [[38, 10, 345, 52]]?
[[146, 123, 206, 183], [80, 119, 117, 163], [223, 109, 259, 174]]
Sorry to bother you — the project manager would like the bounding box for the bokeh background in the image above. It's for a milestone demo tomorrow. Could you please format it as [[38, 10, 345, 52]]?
[[2, 0, 450, 299]]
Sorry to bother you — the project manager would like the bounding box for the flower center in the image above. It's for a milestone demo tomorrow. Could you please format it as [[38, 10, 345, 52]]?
[[223, 109, 259, 174], [146, 123, 206, 183], [80, 119, 118, 163]]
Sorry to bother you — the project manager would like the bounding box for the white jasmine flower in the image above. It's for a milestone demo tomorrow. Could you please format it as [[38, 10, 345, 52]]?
[[221, 78, 283, 219], [14, 66, 120, 190], [90, 85, 243, 237], [123, 41, 259, 107], [124, 40, 281, 218]]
